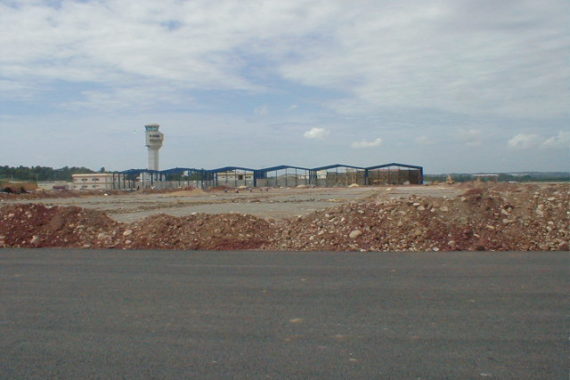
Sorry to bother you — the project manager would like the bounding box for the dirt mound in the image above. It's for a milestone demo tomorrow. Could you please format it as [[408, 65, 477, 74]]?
[[116, 213, 276, 250], [0, 204, 123, 248], [1, 183, 568, 251], [268, 183, 569, 251], [0, 205, 276, 250]]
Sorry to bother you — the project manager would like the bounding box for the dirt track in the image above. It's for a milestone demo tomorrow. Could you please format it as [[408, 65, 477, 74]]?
[[0, 185, 460, 222], [0, 183, 568, 251]]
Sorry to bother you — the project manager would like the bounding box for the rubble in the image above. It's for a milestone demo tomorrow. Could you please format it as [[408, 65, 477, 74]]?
[[123, 213, 276, 250], [0, 204, 122, 248], [0, 183, 568, 251]]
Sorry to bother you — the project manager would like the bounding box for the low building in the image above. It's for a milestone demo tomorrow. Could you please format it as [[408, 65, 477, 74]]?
[[216, 171, 253, 182], [72, 173, 115, 191], [36, 181, 72, 191], [211, 167, 256, 187]]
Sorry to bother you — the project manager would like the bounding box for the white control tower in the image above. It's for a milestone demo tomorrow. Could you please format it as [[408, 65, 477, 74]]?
[[145, 124, 164, 171]]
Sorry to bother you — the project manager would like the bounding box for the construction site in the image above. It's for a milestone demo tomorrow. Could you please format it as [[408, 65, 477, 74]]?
[[108, 162, 424, 191], [1, 124, 568, 252], [0, 181, 568, 252], [68, 125, 424, 191]]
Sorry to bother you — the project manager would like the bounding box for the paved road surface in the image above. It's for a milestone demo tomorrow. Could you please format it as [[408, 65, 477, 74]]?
[[1, 249, 568, 379]]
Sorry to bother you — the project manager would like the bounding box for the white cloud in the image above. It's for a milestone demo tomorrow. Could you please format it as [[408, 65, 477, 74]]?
[[351, 137, 382, 149], [279, 1, 570, 118], [0, 0, 338, 108], [506, 131, 570, 150], [458, 129, 482, 147], [507, 134, 542, 150], [542, 131, 570, 149], [2, 0, 568, 116], [303, 127, 329, 139], [1, 0, 569, 172], [0, 79, 37, 101], [63, 85, 193, 111]]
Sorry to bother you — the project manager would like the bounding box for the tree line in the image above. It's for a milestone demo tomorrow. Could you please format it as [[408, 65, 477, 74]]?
[[425, 172, 570, 183], [0, 166, 96, 182]]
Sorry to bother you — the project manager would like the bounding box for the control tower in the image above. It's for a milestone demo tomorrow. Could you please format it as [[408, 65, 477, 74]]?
[[145, 124, 164, 171]]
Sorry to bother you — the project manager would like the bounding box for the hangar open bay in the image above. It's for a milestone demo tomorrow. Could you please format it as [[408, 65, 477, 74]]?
[[76, 162, 424, 191]]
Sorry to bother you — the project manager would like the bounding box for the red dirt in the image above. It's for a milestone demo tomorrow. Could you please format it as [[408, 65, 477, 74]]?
[[0, 204, 122, 248], [1, 183, 568, 251], [123, 213, 276, 250]]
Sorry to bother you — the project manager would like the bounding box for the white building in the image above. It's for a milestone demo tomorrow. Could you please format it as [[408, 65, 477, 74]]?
[[72, 173, 115, 190]]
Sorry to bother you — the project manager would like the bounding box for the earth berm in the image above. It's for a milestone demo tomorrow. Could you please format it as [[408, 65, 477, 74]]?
[[1, 183, 568, 251]]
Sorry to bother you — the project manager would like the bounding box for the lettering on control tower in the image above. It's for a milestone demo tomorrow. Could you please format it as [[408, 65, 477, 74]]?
[[145, 124, 164, 171]]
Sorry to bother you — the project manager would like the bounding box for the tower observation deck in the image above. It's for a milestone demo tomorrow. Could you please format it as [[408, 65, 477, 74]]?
[[145, 124, 164, 171]]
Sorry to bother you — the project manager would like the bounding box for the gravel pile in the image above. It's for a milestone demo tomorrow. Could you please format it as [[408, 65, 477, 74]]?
[[1, 183, 568, 251], [0, 204, 122, 248], [269, 184, 569, 251], [119, 213, 276, 250]]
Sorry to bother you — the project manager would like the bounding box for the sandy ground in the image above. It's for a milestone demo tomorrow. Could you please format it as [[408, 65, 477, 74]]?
[[0, 185, 461, 222]]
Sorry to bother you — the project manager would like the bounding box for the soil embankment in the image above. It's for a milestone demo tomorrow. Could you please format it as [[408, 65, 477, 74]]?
[[1, 183, 568, 251]]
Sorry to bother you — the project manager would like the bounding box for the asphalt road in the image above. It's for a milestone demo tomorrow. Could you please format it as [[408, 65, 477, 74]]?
[[1, 249, 568, 379]]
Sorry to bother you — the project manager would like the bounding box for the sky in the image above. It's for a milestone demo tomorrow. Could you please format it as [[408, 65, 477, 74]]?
[[1, 0, 569, 173]]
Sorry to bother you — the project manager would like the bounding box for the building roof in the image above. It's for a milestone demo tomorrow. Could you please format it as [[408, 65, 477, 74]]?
[[311, 164, 366, 171], [72, 173, 114, 177], [257, 165, 311, 172], [208, 166, 256, 174], [113, 162, 423, 175], [366, 162, 423, 170]]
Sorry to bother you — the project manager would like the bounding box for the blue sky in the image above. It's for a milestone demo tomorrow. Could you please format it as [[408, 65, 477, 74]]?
[[1, 0, 569, 173]]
